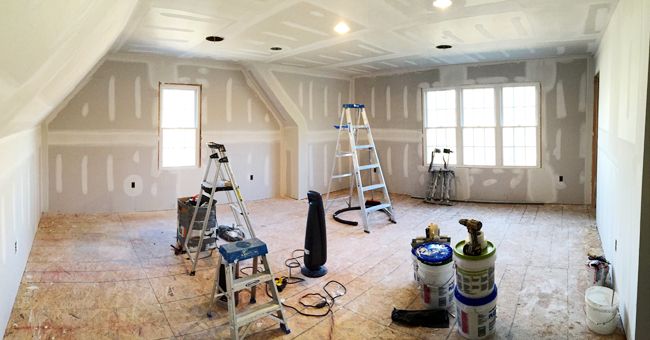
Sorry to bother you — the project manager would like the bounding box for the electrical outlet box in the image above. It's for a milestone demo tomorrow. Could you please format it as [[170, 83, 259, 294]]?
[[131, 182, 135, 188], [559, 175, 564, 182], [14, 241, 17, 254], [250, 174, 254, 180], [615, 239, 618, 251]]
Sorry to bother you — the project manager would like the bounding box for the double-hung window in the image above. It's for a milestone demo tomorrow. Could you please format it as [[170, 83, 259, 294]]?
[[423, 84, 540, 168], [159, 83, 201, 168]]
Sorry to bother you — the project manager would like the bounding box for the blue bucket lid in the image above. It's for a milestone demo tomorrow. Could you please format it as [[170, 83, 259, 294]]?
[[454, 285, 498, 306], [412, 242, 453, 266]]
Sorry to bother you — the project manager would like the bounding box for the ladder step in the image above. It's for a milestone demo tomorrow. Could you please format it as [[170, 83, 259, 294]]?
[[235, 302, 282, 327], [202, 181, 233, 192], [362, 183, 385, 192], [232, 271, 273, 292], [336, 152, 354, 157], [354, 144, 374, 150], [351, 125, 369, 129], [365, 203, 391, 213], [332, 173, 352, 179], [358, 164, 379, 171]]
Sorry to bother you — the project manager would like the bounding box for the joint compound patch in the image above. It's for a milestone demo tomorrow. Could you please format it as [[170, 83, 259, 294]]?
[[124, 175, 143, 197]]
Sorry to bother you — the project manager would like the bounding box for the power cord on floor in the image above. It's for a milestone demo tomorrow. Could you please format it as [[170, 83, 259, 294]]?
[[240, 248, 347, 317]]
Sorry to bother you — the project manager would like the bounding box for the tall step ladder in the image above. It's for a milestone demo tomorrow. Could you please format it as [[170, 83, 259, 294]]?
[[325, 104, 396, 233], [185, 142, 289, 339], [183, 142, 253, 275]]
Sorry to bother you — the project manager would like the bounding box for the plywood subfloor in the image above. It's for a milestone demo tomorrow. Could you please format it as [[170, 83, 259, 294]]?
[[4, 194, 626, 339]]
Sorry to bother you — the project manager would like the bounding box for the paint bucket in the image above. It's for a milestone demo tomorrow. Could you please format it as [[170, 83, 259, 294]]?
[[412, 242, 455, 309], [585, 286, 618, 335], [455, 285, 497, 340], [453, 240, 496, 298]]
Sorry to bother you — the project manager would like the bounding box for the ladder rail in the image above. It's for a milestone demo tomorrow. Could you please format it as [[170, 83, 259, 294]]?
[[325, 107, 348, 211], [361, 109, 395, 222]]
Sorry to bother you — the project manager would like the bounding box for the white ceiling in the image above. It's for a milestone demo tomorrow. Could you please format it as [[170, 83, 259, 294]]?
[[116, 0, 618, 75]]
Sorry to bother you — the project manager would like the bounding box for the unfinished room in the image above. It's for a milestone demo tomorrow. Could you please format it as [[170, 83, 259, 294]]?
[[1, 0, 649, 339]]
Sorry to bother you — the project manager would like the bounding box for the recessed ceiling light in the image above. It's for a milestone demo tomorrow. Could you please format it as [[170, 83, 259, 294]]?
[[433, 0, 452, 9], [270, 46, 283, 51], [436, 44, 452, 49], [205, 36, 224, 42], [334, 22, 350, 34]]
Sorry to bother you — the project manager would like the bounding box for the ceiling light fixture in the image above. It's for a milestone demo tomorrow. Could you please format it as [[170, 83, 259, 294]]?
[[436, 44, 452, 49], [433, 0, 452, 9], [270, 46, 283, 51], [205, 35, 224, 42], [334, 22, 350, 34]]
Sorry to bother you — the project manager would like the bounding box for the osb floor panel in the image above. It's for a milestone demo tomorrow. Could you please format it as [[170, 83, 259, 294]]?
[[4, 194, 627, 339]]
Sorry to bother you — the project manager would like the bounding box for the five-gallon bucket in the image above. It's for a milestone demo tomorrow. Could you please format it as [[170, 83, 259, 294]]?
[[455, 285, 498, 340], [453, 240, 496, 298], [585, 286, 618, 335], [412, 242, 455, 309]]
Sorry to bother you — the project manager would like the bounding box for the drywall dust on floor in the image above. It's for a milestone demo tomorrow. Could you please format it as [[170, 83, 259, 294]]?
[[3, 194, 625, 339]]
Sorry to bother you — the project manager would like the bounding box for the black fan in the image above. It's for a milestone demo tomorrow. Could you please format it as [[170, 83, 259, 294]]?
[[301, 191, 328, 277]]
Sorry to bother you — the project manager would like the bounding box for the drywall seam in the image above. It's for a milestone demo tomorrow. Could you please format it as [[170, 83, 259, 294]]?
[[49, 130, 281, 146], [353, 54, 594, 79]]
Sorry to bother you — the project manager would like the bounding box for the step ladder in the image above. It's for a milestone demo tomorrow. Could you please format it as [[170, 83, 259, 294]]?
[[207, 238, 290, 339], [325, 104, 396, 233], [183, 142, 255, 275]]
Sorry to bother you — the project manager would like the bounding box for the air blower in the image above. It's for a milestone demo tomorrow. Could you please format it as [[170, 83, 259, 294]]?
[[301, 191, 328, 278]]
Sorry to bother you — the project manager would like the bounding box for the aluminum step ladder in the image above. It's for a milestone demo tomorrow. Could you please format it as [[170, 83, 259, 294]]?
[[182, 142, 255, 275], [325, 104, 396, 233], [207, 238, 290, 339]]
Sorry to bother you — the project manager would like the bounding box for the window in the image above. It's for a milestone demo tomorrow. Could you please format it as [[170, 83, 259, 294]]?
[[423, 84, 539, 168], [159, 83, 201, 168]]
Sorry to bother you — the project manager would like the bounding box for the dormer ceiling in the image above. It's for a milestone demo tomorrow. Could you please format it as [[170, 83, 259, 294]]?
[[117, 0, 617, 74]]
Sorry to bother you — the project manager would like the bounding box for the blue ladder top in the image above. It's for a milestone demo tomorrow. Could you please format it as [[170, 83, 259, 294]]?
[[219, 238, 268, 263], [342, 103, 365, 109]]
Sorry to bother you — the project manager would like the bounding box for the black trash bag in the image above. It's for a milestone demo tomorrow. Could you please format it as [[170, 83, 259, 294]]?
[[391, 308, 449, 328]]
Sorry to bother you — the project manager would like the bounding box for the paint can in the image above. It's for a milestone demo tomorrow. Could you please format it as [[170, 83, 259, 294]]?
[[455, 285, 498, 340], [453, 240, 496, 298], [412, 242, 455, 309], [585, 286, 618, 335]]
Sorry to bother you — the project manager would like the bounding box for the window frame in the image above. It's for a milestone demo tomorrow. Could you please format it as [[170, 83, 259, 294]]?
[[158, 82, 202, 169], [422, 82, 541, 169]]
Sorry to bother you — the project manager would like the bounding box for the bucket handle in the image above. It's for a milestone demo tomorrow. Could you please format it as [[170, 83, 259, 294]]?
[[584, 306, 618, 326]]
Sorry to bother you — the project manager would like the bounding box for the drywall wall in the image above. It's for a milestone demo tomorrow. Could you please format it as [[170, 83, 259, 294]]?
[[46, 54, 281, 213], [595, 0, 650, 338], [0, 128, 42, 336], [354, 57, 592, 204], [0, 1, 137, 138], [271, 70, 351, 195]]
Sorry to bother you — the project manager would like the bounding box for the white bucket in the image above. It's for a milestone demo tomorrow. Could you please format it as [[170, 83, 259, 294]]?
[[455, 285, 498, 340], [454, 241, 496, 298], [585, 286, 618, 335], [412, 243, 455, 310]]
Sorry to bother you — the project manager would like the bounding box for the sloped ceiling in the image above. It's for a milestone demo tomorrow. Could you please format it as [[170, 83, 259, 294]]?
[[0, 1, 139, 138], [117, 0, 617, 75]]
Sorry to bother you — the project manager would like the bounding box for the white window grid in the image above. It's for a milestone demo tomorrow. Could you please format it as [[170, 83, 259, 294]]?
[[159, 83, 202, 169], [422, 83, 541, 168]]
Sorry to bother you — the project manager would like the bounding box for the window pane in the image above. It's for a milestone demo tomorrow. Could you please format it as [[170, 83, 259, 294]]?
[[161, 88, 198, 128], [502, 86, 536, 127], [463, 127, 495, 166], [426, 127, 457, 165], [162, 129, 196, 167], [503, 127, 537, 166], [425, 90, 456, 128], [462, 88, 495, 127]]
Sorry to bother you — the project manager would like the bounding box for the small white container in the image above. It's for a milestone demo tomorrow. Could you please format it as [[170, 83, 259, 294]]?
[[585, 286, 619, 335], [455, 285, 498, 340], [453, 240, 497, 298]]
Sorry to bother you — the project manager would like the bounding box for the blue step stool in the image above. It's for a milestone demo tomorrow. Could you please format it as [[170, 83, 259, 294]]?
[[219, 238, 268, 263]]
